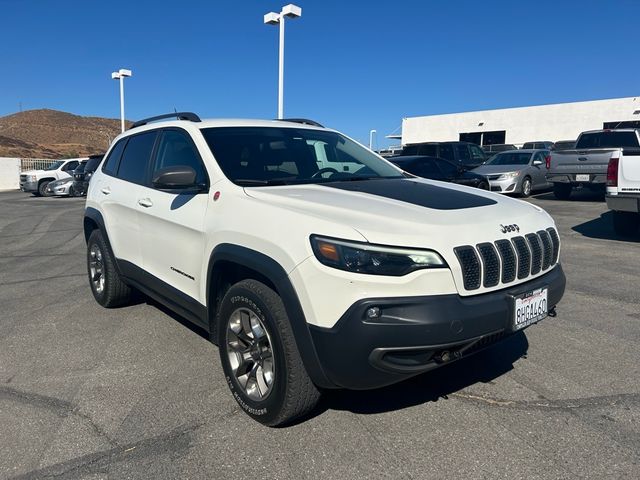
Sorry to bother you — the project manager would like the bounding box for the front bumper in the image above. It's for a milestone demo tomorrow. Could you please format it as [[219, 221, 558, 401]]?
[[606, 194, 640, 213], [48, 182, 72, 196], [20, 180, 38, 192], [488, 176, 519, 193], [309, 264, 565, 389]]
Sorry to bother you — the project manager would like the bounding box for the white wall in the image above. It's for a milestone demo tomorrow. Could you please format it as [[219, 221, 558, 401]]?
[[0, 157, 20, 190], [402, 96, 640, 146]]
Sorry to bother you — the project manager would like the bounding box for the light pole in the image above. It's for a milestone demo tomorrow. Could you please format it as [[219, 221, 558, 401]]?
[[369, 129, 377, 151], [264, 4, 302, 119], [111, 68, 132, 133]]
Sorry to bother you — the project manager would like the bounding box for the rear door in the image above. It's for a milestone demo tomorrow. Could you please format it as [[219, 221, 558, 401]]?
[[530, 151, 548, 188], [138, 128, 210, 304]]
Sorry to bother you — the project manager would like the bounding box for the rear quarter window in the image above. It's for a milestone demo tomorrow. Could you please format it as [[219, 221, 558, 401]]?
[[102, 139, 127, 175]]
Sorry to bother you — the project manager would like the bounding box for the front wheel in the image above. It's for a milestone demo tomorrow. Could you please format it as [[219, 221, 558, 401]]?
[[519, 177, 532, 198], [217, 279, 320, 426], [87, 229, 133, 307], [612, 211, 640, 237], [38, 181, 51, 197]]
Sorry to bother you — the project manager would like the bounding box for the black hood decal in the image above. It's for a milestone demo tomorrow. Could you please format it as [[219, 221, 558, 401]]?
[[322, 178, 496, 210]]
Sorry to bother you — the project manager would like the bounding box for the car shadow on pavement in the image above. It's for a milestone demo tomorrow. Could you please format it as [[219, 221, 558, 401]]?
[[316, 332, 529, 417], [531, 189, 605, 202], [572, 211, 640, 243]]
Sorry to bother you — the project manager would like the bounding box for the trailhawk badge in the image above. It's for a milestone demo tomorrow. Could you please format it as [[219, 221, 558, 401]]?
[[500, 224, 520, 233]]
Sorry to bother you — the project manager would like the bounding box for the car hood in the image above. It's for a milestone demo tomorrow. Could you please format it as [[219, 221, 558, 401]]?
[[472, 165, 529, 174], [243, 178, 553, 249]]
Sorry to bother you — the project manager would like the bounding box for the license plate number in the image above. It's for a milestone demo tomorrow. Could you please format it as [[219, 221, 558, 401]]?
[[576, 174, 590, 182], [514, 287, 548, 330]]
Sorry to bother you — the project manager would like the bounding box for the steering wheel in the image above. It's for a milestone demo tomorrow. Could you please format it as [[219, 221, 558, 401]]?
[[311, 167, 340, 179]]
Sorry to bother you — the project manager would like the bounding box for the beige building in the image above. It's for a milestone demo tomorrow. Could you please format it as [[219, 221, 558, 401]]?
[[401, 96, 640, 147]]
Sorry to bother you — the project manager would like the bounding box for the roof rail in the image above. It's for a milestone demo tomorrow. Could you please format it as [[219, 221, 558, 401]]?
[[277, 118, 324, 128], [130, 112, 201, 129]]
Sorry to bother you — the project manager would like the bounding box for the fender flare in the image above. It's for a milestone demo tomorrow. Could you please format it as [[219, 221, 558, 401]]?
[[207, 244, 334, 389]]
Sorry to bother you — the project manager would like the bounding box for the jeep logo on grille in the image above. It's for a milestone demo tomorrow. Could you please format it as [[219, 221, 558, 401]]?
[[500, 224, 520, 233]]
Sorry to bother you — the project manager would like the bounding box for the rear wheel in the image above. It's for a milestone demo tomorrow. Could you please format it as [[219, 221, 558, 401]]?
[[87, 229, 132, 307], [553, 183, 572, 200], [612, 211, 640, 237], [218, 279, 320, 426]]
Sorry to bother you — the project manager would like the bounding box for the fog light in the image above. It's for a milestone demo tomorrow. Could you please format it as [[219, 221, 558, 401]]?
[[366, 307, 381, 319]]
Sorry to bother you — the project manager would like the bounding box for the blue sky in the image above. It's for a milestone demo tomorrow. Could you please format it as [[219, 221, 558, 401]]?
[[1, 0, 639, 146]]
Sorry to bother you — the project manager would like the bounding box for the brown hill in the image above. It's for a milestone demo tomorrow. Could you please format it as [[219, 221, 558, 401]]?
[[0, 109, 130, 159]]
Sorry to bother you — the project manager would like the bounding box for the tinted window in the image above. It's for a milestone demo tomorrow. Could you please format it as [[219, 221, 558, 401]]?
[[416, 144, 438, 157], [575, 131, 640, 149], [74, 163, 86, 174], [436, 144, 453, 161], [455, 144, 472, 164], [202, 127, 401, 185], [469, 145, 486, 162], [103, 139, 127, 175], [153, 130, 208, 185], [85, 156, 103, 173], [63, 161, 79, 171], [117, 131, 158, 184]]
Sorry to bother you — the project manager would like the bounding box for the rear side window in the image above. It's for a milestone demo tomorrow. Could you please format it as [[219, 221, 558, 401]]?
[[117, 131, 158, 184], [103, 140, 127, 175], [153, 129, 208, 185], [575, 131, 640, 149]]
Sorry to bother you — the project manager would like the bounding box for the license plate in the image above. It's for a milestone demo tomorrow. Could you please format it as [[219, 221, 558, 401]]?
[[513, 287, 548, 331], [576, 174, 590, 182]]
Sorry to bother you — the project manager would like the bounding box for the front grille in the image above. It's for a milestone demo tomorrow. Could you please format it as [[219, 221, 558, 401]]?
[[454, 228, 560, 291], [487, 175, 501, 180]]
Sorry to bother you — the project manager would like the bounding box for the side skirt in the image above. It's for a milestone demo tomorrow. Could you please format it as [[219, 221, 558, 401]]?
[[117, 259, 209, 331]]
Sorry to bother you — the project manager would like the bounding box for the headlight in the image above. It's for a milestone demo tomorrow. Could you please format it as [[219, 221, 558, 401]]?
[[29, 175, 37, 182], [310, 235, 447, 276], [498, 171, 520, 180]]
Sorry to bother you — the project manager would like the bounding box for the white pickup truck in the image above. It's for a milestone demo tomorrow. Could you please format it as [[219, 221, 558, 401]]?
[[547, 129, 640, 200], [606, 145, 640, 236], [20, 158, 85, 196]]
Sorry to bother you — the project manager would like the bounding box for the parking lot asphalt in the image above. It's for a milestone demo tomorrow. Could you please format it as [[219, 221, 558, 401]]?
[[0, 189, 638, 480]]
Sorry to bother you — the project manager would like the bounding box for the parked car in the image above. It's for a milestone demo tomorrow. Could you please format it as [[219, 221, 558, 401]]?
[[482, 144, 518, 155], [389, 155, 489, 190], [523, 141, 554, 150], [84, 112, 565, 426], [400, 141, 488, 168], [472, 149, 551, 197], [45, 176, 77, 197], [550, 140, 575, 151], [72, 154, 104, 196], [605, 149, 640, 236], [19, 158, 86, 196], [547, 129, 640, 200]]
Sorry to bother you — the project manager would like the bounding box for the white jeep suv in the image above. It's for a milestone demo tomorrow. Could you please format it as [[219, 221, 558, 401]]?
[[84, 113, 566, 426]]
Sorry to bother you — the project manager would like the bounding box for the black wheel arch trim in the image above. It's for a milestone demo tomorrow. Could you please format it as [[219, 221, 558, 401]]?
[[206, 244, 334, 388]]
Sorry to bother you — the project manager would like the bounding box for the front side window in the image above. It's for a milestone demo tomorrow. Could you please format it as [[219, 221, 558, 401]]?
[[45, 161, 64, 171], [201, 127, 402, 186], [455, 144, 472, 164], [153, 130, 208, 185], [469, 145, 486, 162], [116, 131, 158, 184], [63, 161, 79, 171]]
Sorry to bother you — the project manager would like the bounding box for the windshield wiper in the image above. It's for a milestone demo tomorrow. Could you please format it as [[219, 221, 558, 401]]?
[[328, 175, 404, 183], [234, 178, 291, 186]]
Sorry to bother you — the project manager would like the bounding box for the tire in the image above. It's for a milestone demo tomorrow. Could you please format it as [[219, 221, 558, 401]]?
[[553, 183, 572, 200], [519, 177, 532, 198], [87, 229, 132, 307], [612, 211, 640, 237], [38, 181, 51, 197], [68, 186, 75, 197], [477, 181, 490, 191], [217, 279, 320, 427]]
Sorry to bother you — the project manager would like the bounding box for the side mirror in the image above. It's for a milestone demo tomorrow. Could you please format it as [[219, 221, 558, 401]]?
[[532, 159, 543, 166], [152, 165, 198, 189]]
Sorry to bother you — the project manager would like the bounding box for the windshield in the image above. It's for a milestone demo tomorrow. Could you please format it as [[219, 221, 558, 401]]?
[[201, 127, 403, 186], [44, 160, 64, 171], [487, 152, 532, 166]]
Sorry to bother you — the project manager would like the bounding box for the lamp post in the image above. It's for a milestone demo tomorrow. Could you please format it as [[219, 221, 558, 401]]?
[[264, 4, 302, 119], [369, 129, 377, 151], [111, 68, 132, 133]]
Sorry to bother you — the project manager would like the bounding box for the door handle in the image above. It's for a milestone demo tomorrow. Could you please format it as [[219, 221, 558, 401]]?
[[137, 198, 153, 208], [101, 187, 111, 195]]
